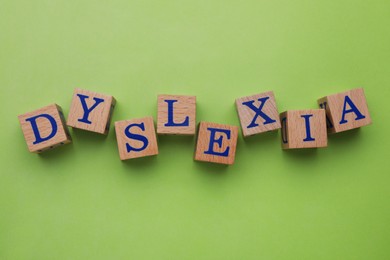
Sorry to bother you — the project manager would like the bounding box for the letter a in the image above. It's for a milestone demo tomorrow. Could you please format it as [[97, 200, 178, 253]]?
[[339, 96, 366, 124]]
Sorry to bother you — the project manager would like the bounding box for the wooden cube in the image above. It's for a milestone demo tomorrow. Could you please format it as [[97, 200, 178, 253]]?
[[318, 88, 372, 133], [235, 91, 281, 137], [18, 104, 72, 153], [157, 94, 196, 135], [280, 109, 327, 149], [115, 117, 158, 160], [194, 122, 238, 165], [67, 88, 116, 134]]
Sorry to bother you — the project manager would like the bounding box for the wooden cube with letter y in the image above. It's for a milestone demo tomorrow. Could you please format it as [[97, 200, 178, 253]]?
[[318, 88, 372, 134], [67, 88, 116, 134], [18, 104, 72, 153], [115, 117, 158, 160], [280, 109, 327, 149], [194, 122, 238, 165], [157, 94, 196, 135], [235, 91, 281, 137]]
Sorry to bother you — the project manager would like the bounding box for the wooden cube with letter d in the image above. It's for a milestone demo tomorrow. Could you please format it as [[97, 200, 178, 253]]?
[[18, 104, 72, 153]]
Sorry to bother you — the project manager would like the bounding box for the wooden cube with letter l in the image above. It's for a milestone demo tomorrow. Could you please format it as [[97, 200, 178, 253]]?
[[280, 109, 327, 149], [235, 91, 281, 137], [157, 94, 196, 135], [194, 122, 238, 165], [318, 88, 372, 133], [18, 104, 72, 153], [67, 88, 116, 134], [115, 117, 159, 160]]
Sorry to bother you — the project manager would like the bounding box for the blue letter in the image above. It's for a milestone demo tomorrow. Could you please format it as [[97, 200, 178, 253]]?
[[339, 96, 365, 124], [25, 114, 58, 144], [301, 114, 315, 142], [204, 128, 231, 157], [124, 123, 149, 152], [77, 94, 105, 124], [242, 97, 276, 128], [164, 100, 189, 127], [281, 117, 288, 144]]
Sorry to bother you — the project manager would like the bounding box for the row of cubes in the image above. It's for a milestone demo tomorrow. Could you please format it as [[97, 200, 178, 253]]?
[[18, 88, 372, 165]]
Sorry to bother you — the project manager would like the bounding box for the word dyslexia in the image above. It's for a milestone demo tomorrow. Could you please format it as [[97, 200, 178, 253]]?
[[18, 88, 372, 165]]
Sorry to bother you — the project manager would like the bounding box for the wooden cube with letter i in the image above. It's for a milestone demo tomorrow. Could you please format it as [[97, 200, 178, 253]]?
[[318, 88, 372, 133], [157, 94, 196, 135], [115, 117, 159, 160], [280, 109, 327, 149], [235, 91, 281, 137], [67, 88, 116, 134], [18, 104, 72, 153], [194, 122, 238, 165]]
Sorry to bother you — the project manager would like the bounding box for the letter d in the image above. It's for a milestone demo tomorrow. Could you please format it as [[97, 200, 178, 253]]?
[[25, 114, 58, 144]]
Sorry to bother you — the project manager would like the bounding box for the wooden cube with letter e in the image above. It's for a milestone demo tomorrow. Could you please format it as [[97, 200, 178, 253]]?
[[18, 104, 72, 153], [318, 88, 372, 133], [280, 109, 327, 149], [194, 122, 238, 165]]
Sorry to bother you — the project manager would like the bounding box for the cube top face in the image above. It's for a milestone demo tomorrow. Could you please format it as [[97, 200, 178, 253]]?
[[194, 122, 239, 165], [318, 88, 372, 134], [280, 109, 327, 149], [235, 91, 281, 137], [115, 117, 158, 160], [18, 104, 72, 153], [67, 88, 116, 134], [157, 94, 196, 135]]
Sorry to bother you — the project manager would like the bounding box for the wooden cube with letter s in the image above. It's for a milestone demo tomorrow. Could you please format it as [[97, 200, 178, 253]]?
[[115, 117, 159, 160]]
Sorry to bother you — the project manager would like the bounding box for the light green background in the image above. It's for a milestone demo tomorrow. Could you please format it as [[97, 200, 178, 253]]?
[[1, 0, 390, 259]]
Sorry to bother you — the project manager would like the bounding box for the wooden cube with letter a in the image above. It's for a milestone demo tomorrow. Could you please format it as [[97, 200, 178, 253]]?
[[194, 122, 238, 165], [318, 88, 372, 134], [157, 94, 196, 135], [280, 109, 327, 149], [115, 117, 158, 160], [235, 91, 281, 137], [18, 104, 72, 153], [67, 88, 116, 134]]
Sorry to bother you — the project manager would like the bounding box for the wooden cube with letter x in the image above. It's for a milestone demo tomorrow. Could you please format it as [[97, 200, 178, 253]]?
[[67, 88, 116, 134], [18, 104, 72, 153], [235, 91, 281, 137], [157, 94, 196, 135], [280, 109, 327, 149], [318, 88, 372, 134], [194, 122, 238, 165], [115, 117, 159, 160]]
